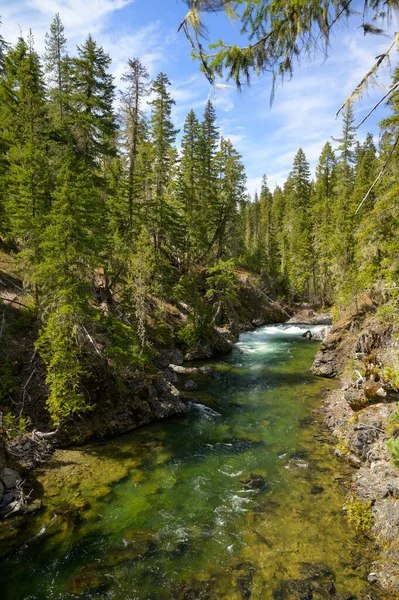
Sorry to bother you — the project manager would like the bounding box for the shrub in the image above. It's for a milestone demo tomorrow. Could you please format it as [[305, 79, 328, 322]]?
[[346, 497, 373, 534]]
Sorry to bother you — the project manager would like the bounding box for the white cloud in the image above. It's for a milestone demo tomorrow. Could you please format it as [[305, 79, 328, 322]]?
[[28, 0, 133, 33]]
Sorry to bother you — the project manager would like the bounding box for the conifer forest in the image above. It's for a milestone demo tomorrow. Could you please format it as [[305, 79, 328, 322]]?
[[1, 3, 399, 599]]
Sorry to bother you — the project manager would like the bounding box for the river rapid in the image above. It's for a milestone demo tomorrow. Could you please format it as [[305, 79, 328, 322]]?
[[0, 324, 385, 599]]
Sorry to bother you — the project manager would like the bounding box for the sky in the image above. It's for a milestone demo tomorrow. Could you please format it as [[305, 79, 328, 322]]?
[[0, 0, 398, 196]]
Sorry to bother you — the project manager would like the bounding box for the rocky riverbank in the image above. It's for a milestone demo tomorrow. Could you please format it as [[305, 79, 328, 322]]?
[[313, 296, 399, 595]]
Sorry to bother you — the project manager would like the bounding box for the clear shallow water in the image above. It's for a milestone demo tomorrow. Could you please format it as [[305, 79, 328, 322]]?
[[0, 324, 385, 599]]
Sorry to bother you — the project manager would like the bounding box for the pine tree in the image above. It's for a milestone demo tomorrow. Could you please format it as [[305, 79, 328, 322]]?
[[199, 100, 220, 253], [312, 141, 336, 303], [259, 175, 278, 279], [3, 33, 51, 299], [0, 18, 8, 77], [271, 185, 287, 285], [213, 137, 246, 259], [44, 13, 68, 121], [70, 35, 116, 160], [120, 58, 150, 236], [35, 147, 96, 424], [147, 72, 179, 254], [284, 148, 313, 298], [331, 103, 357, 297], [176, 109, 203, 269]]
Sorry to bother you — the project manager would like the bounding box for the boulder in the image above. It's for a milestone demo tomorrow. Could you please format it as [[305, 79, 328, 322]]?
[[302, 330, 313, 339], [0, 491, 14, 511], [184, 380, 198, 391], [387, 481, 399, 499], [312, 351, 338, 378], [170, 348, 184, 366], [312, 327, 330, 342], [199, 366, 217, 378], [352, 426, 380, 460], [0, 468, 21, 490], [344, 387, 367, 411]]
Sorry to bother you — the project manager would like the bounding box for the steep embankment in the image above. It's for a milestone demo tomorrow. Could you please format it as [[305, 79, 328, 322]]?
[[313, 296, 399, 594], [0, 251, 287, 453]]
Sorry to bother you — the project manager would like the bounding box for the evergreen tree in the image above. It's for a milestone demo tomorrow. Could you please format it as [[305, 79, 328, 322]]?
[[44, 13, 68, 121], [70, 35, 116, 160], [2, 33, 50, 299], [0, 18, 8, 77], [284, 148, 313, 297], [331, 103, 357, 297], [35, 147, 96, 424], [147, 73, 179, 254], [175, 109, 202, 269], [199, 100, 220, 253], [214, 137, 246, 259], [312, 141, 336, 303], [120, 58, 150, 236], [259, 176, 278, 279]]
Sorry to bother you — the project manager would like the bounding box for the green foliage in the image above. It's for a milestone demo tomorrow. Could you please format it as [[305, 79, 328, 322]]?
[[346, 497, 373, 534], [0, 358, 17, 402], [206, 259, 237, 303], [105, 317, 149, 374], [176, 321, 213, 350], [331, 306, 339, 324], [383, 367, 399, 391], [36, 301, 92, 425], [335, 432, 351, 457], [386, 436, 399, 465], [180, 0, 395, 97], [1, 412, 31, 439]]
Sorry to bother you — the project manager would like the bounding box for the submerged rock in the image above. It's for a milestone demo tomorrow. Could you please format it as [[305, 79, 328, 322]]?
[[65, 564, 112, 596], [273, 562, 335, 599], [184, 379, 198, 391], [241, 472, 268, 493]]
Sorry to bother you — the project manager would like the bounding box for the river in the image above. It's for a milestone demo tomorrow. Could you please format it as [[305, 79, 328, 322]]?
[[0, 324, 383, 599]]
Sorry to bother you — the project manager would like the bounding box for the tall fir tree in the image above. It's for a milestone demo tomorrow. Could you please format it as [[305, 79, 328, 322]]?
[[2, 33, 51, 301], [44, 13, 68, 121], [312, 141, 336, 303], [120, 58, 150, 237], [147, 72, 179, 254], [284, 148, 313, 298]]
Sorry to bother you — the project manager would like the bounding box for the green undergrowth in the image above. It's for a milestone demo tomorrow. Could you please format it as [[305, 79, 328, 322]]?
[[346, 497, 373, 534]]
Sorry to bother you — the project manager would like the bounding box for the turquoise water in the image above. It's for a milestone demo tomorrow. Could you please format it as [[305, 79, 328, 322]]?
[[0, 324, 386, 599]]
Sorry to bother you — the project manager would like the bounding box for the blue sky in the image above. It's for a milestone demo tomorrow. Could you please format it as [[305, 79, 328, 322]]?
[[0, 0, 398, 195]]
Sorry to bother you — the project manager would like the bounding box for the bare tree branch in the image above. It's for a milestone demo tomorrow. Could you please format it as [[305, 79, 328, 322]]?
[[355, 81, 399, 129], [337, 32, 399, 118]]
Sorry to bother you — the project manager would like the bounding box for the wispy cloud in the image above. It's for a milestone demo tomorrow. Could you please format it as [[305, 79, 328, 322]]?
[[28, 0, 134, 33]]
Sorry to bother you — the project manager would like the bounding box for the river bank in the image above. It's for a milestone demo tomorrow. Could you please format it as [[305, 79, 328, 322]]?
[[313, 296, 399, 595]]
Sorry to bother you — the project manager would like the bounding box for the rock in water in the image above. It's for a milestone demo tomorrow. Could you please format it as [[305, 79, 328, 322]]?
[[241, 473, 268, 492], [302, 330, 312, 339], [184, 379, 198, 391]]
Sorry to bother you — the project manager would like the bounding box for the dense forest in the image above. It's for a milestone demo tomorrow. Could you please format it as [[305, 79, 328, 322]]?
[[0, 14, 398, 430]]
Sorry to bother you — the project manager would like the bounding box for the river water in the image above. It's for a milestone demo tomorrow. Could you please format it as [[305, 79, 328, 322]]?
[[0, 324, 384, 599]]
